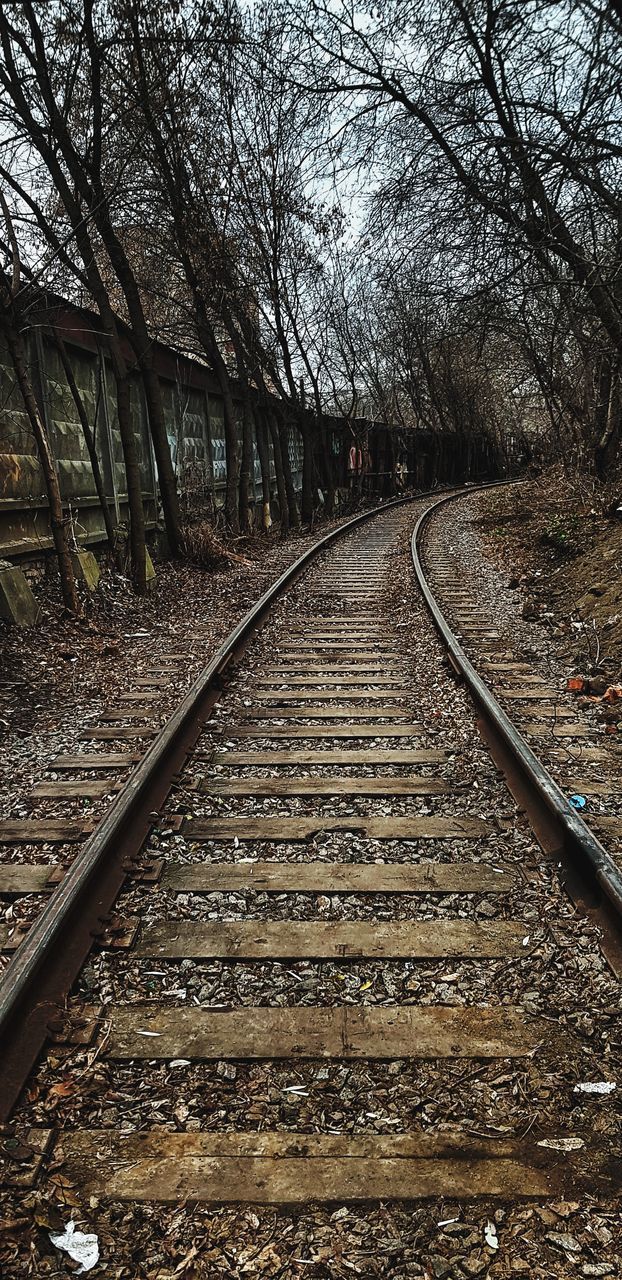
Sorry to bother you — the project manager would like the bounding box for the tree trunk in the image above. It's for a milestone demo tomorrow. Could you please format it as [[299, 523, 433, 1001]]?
[[595, 361, 621, 478], [4, 323, 79, 614], [238, 390, 253, 534], [299, 415, 315, 525], [112, 359, 147, 593], [53, 327, 115, 551], [213, 374, 239, 534], [277, 413, 300, 527], [319, 420, 337, 514], [0, 111, 147, 590], [138, 360, 182, 554], [267, 410, 289, 535], [93, 223, 182, 555], [254, 408, 273, 534]]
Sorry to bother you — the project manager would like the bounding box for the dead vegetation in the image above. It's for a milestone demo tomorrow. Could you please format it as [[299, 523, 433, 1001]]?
[[474, 468, 622, 681], [180, 522, 255, 572]]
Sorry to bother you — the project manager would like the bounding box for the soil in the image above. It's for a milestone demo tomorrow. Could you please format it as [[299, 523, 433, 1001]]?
[[472, 468, 622, 682]]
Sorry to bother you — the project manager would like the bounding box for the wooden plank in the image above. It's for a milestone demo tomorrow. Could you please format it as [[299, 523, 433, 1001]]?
[[104, 1002, 541, 1061], [481, 663, 532, 672], [293, 615, 381, 621], [0, 922, 28, 951], [458, 632, 502, 640], [143, 664, 185, 673], [513, 706, 574, 719], [200, 748, 446, 765], [79, 727, 156, 740], [296, 628, 387, 635], [500, 689, 562, 701], [457, 625, 502, 635], [254, 689, 410, 701], [297, 625, 385, 631], [0, 820, 92, 843], [564, 780, 615, 796], [0, 864, 60, 895], [29, 779, 121, 799], [549, 747, 619, 763], [100, 708, 154, 722], [271, 652, 404, 663], [226, 725, 425, 739], [184, 814, 489, 840], [591, 816, 621, 836], [163, 859, 515, 894], [144, 654, 187, 662], [292, 621, 386, 627], [56, 1129, 604, 1203], [490, 675, 546, 686], [275, 642, 401, 651], [263, 665, 406, 674], [135, 678, 172, 688], [257, 675, 403, 686], [199, 776, 451, 797], [52, 753, 138, 769], [135, 919, 525, 960], [522, 723, 592, 738], [292, 631, 386, 639], [114, 691, 160, 703], [239, 706, 413, 719]]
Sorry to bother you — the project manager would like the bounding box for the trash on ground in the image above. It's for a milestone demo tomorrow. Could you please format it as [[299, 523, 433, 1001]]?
[[484, 1220, 499, 1250], [569, 794, 587, 809], [48, 1221, 100, 1273], [537, 1137, 585, 1151], [573, 1081, 616, 1094]]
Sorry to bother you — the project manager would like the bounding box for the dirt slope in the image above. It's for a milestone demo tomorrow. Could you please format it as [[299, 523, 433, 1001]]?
[[475, 470, 622, 685]]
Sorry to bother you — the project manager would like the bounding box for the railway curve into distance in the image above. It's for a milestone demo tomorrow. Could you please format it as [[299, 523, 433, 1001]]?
[[1, 481, 621, 1229]]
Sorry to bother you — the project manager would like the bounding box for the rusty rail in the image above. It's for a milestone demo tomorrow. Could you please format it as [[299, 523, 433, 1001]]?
[[412, 490, 622, 925], [1, 482, 480, 1119]]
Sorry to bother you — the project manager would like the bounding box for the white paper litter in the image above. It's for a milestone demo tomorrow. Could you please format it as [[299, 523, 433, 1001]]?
[[484, 1220, 499, 1250], [573, 1081, 616, 1095], [537, 1137, 585, 1151], [169, 1059, 191, 1067], [136, 1030, 162, 1037], [49, 1221, 99, 1273]]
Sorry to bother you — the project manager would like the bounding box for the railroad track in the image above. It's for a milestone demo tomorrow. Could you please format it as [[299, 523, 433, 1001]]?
[[1, 485, 621, 1274]]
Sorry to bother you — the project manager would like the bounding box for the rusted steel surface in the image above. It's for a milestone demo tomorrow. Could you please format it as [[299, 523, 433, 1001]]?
[[412, 494, 622, 923]]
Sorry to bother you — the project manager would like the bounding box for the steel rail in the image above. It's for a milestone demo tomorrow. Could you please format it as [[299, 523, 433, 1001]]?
[[412, 490, 622, 924], [0, 480, 486, 1120]]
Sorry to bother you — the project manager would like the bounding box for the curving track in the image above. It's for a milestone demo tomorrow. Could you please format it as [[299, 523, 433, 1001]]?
[[1, 485, 621, 1273]]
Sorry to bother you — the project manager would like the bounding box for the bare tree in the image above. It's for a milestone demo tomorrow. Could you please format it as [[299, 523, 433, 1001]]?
[[0, 194, 79, 613]]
